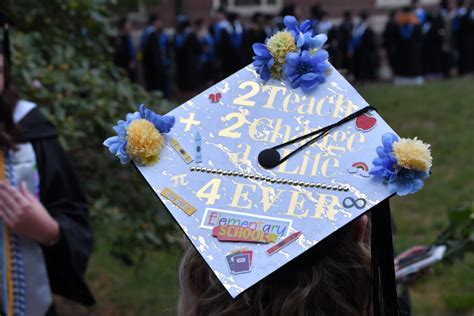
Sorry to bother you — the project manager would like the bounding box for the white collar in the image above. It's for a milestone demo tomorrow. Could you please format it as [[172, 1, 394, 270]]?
[[14, 100, 37, 124]]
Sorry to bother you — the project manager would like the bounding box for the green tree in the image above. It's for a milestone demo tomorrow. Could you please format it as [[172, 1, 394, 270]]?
[[2, 0, 178, 263]]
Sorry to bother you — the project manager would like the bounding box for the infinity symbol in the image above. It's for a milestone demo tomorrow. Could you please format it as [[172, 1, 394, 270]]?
[[343, 197, 367, 209]]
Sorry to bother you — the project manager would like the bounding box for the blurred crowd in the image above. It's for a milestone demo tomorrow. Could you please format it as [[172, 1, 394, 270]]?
[[111, 0, 474, 99]]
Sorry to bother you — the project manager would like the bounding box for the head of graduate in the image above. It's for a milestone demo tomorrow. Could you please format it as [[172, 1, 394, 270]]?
[[178, 214, 372, 316]]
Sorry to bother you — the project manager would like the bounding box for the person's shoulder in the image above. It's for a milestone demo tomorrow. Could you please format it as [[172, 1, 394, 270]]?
[[16, 100, 58, 141]]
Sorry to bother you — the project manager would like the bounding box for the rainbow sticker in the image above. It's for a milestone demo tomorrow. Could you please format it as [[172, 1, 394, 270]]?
[[347, 162, 370, 177], [352, 162, 369, 171]]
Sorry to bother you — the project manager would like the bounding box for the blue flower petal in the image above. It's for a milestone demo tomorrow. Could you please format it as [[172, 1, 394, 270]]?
[[382, 133, 399, 149], [300, 20, 312, 33], [313, 34, 328, 49], [283, 15, 298, 32], [300, 78, 319, 91], [260, 65, 271, 81], [301, 72, 318, 81], [253, 43, 271, 57]]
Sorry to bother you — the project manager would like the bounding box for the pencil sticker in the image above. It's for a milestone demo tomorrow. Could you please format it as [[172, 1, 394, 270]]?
[[266, 231, 302, 256]]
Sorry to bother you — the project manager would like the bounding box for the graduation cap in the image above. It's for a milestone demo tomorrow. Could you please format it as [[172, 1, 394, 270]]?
[[104, 15, 432, 315]]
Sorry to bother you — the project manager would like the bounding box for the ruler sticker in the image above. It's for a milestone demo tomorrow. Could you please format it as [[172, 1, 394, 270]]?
[[170, 138, 193, 164], [160, 187, 197, 216]]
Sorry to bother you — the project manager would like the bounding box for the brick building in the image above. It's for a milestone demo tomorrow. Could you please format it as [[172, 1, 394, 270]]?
[[130, 0, 439, 31]]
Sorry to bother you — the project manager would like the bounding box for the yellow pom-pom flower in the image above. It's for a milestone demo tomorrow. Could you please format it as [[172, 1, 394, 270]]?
[[393, 137, 432, 172], [266, 31, 297, 78], [126, 119, 164, 166]]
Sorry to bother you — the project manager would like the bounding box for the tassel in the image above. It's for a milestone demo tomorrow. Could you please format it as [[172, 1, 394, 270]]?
[[370, 198, 399, 315]]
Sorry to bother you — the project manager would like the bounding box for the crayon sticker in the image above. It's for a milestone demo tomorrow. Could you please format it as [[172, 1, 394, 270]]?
[[170, 138, 193, 164], [160, 187, 197, 216], [195, 132, 202, 163]]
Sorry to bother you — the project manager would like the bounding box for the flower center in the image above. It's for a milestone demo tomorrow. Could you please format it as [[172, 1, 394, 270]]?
[[297, 61, 313, 74]]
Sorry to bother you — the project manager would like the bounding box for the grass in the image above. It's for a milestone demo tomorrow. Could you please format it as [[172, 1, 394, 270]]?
[[86, 78, 474, 315]]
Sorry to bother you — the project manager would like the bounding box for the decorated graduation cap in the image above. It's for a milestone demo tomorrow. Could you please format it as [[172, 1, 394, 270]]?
[[104, 16, 432, 315]]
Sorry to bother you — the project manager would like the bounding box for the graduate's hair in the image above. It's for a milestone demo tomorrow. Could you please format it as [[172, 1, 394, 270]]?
[[178, 217, 372, 316], [0, 53, 19, 150]]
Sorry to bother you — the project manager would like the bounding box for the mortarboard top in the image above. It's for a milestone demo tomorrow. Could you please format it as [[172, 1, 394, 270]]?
[[104, 15, 432, 314]]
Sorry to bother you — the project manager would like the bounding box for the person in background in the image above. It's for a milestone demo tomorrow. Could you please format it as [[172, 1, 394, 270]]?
[[195, 18, 216, 88], [139, 14, 158, 54], [350, 10, 380, 83], [455, 0, 474, 74], [263, 14, 276, 37], [452, 0, 468, 74], [142, 14, 170, 98], [393, 7, 423, 84], [0, 15, 94, 315], [421, 12, 445, 79], [412, 0, 427, 25], [112, 16, 136, 81], [210, 7, 233, 80], [226, 12, 244, 74], [338, 10, 354, 74], [437, 0, 453, 77], [174, 15, 201, 93], [383, 10, 399, 76], [242, 13, 267, 66]]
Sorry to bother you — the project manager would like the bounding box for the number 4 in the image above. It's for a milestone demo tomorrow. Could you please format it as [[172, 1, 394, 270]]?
[[196, 178, 222, 205]]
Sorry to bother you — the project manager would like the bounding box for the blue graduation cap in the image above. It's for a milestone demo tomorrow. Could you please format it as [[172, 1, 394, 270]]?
[[104, 15, 432, 315]]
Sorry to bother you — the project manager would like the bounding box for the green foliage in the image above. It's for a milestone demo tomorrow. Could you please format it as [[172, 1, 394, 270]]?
[[2, 0, 179, 263], [436, 203, 474, 265]]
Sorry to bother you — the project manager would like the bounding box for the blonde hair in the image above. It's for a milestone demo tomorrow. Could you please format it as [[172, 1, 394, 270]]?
[[178, 221, 371, 316]]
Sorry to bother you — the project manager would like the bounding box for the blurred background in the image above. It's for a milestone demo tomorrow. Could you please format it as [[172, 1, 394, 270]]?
[[1, 0, 473, 315]]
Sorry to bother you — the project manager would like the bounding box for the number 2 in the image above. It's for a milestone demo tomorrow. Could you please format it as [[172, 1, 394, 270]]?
[[218, 112, 246, 139], [233, 81, 259, 106]]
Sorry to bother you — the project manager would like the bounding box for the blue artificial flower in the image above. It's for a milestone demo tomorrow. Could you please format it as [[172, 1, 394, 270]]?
[[103, 111, 141, 164], [283, 49, 331, 92], [104, 105, 176, 164], [299, 33, 328, 51], [252, 43, 274, 81], [369, 133, 399, 181], [283, 15, 312, 45], [388, 168, 429, 196], [370, 133, 429, 196], [139, 104, 175, 133], [283, 15, 327, 50]]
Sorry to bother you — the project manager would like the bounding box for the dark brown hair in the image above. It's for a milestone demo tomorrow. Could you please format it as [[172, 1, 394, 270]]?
[[0, 82, 19, 150], [0, 51, 19, 150], [178, 219, 371, 316]]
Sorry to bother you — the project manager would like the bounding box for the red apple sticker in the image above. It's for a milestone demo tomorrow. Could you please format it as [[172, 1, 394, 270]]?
[[209, 93, 222, 103], [355, 114, 377, 132]]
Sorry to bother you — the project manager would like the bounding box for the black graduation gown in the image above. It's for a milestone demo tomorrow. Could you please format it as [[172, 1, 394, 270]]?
[[16, 108, 95, 307], [353, 27, 380, 81], [112, 34, 136, 81], [143, 31, 167, 92], [458, 10, 474, 74], [383, 19, 398, 71], [421, 16, 445, 75], [241, 27, 267, 66], [393, 24, 423, 77], [174, 30, 201, 91], [338, 21, 354, 71]]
